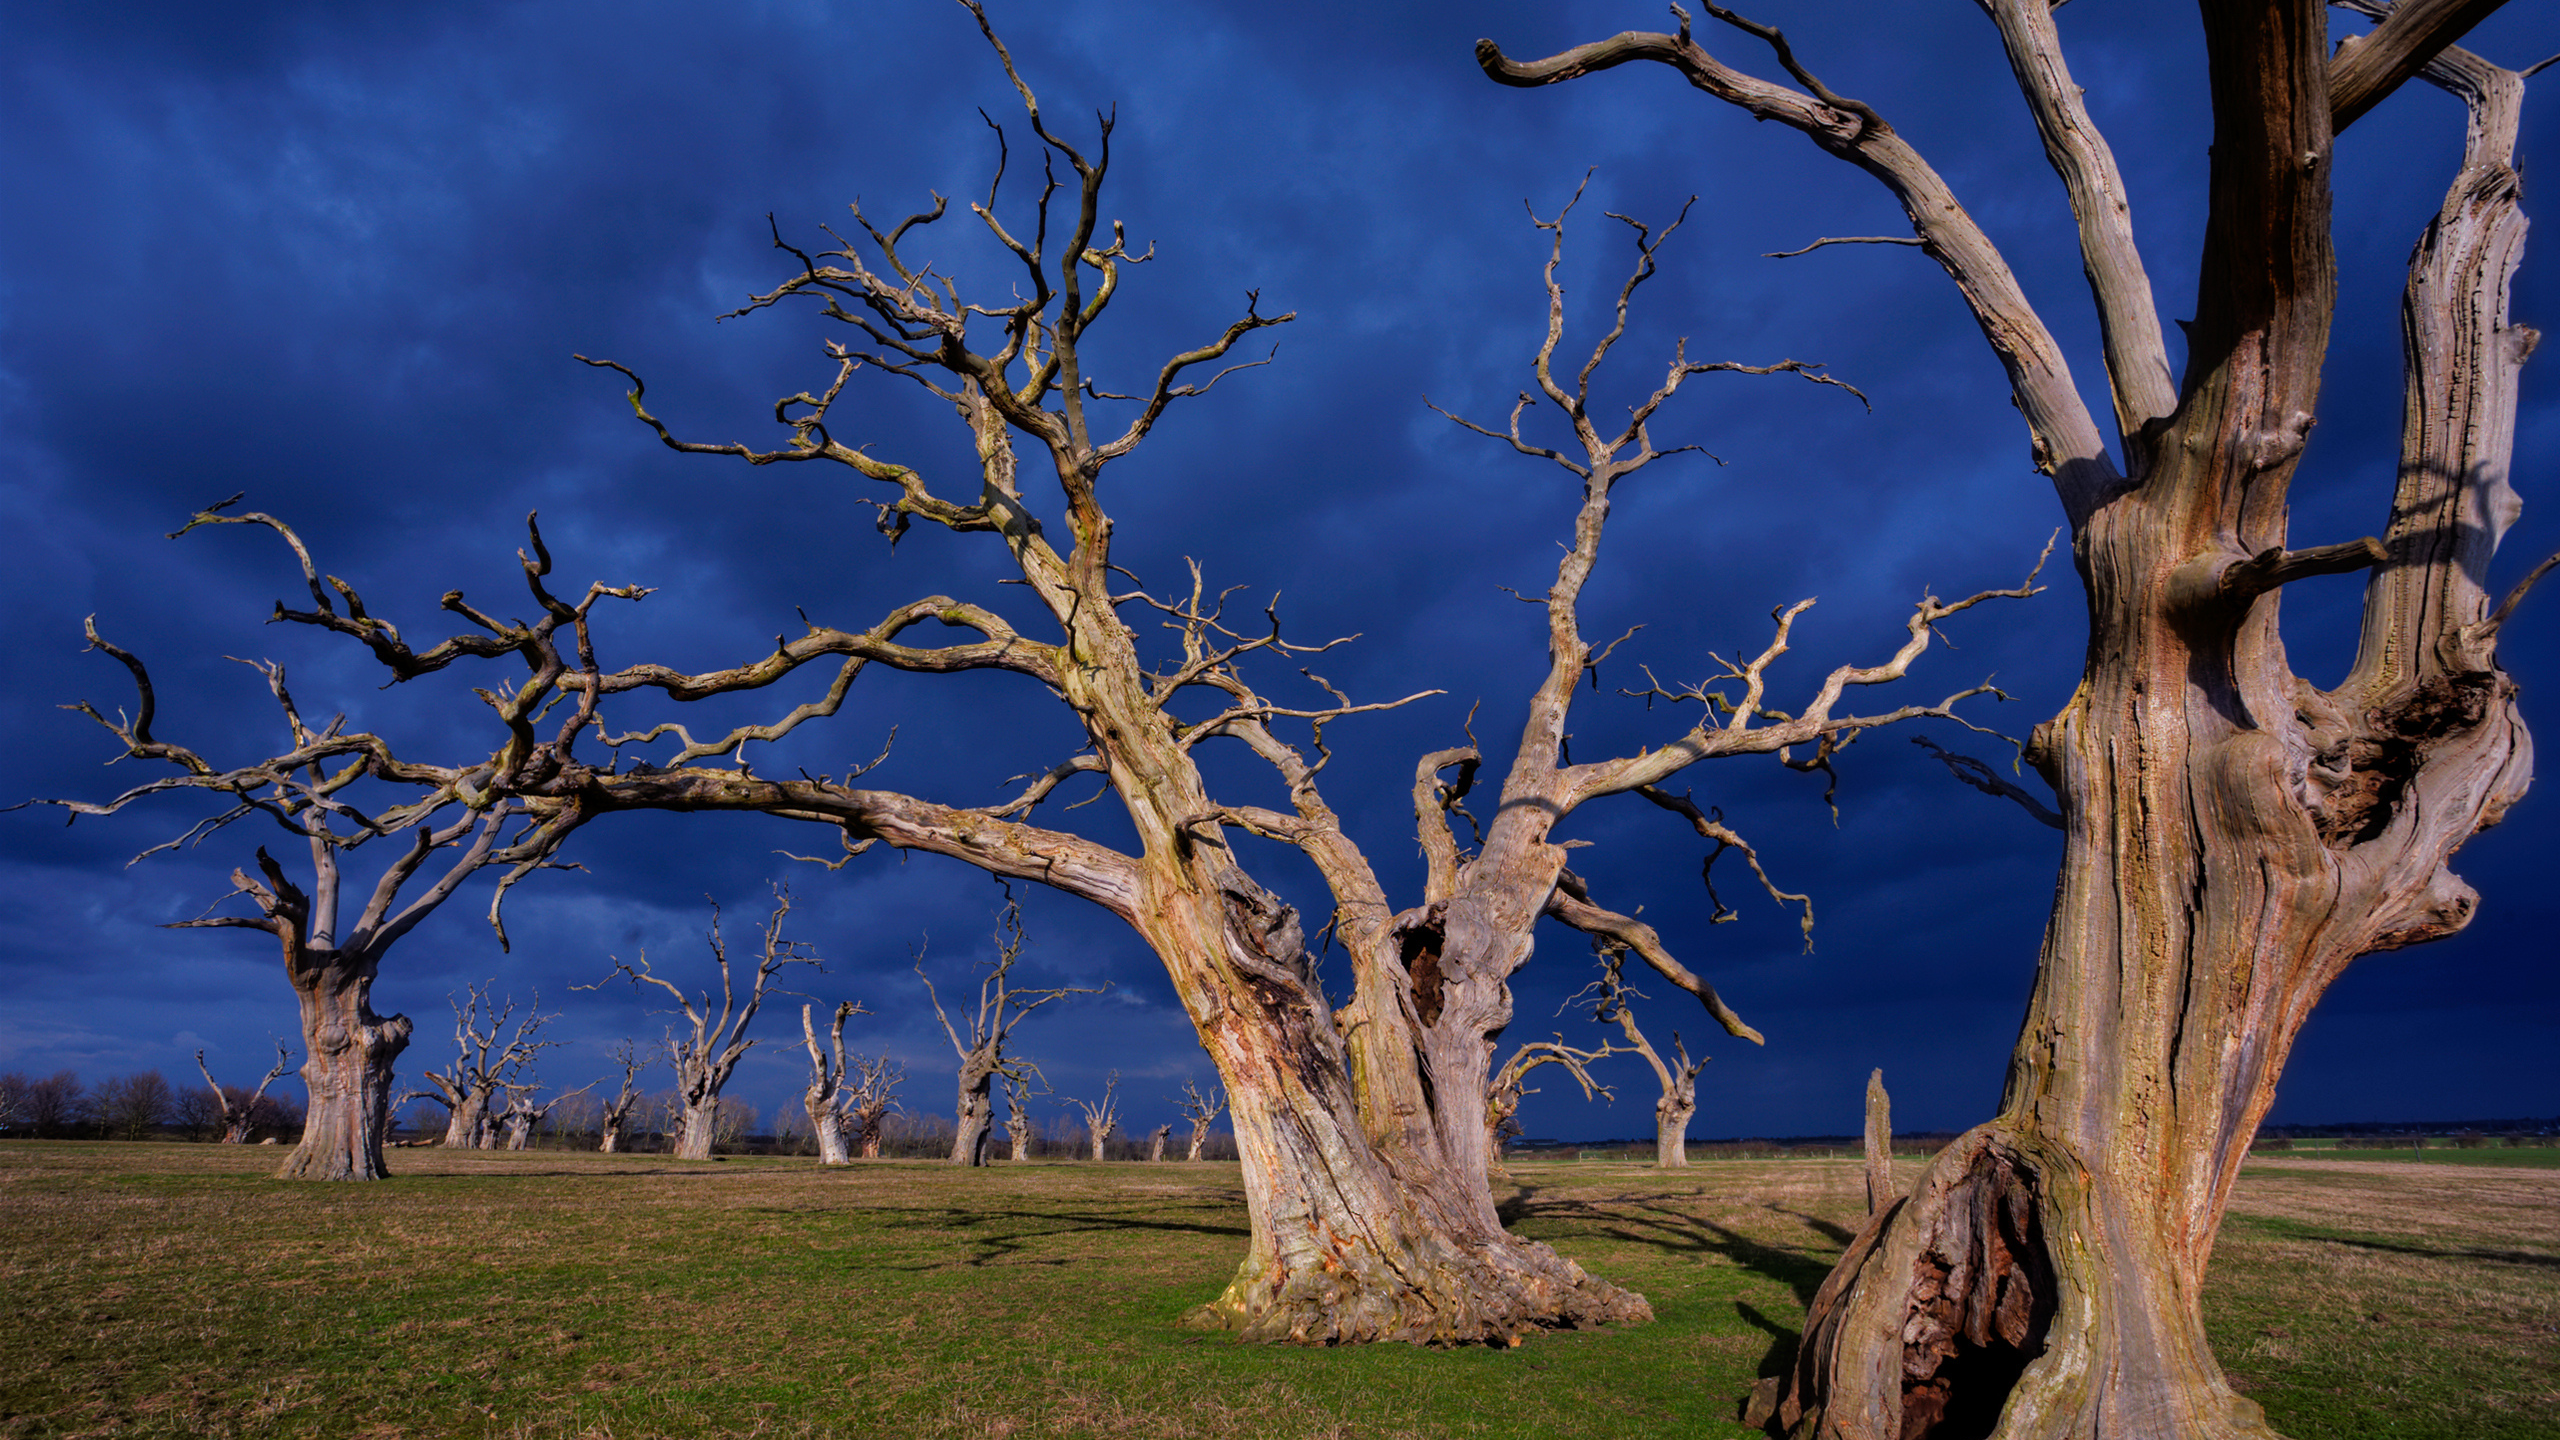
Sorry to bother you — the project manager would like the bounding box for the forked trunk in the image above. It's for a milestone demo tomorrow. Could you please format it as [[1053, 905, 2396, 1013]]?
[[1766, 29, 2538, 1432], [503, 1114, 533, 1150], [221, 1117, 254, 1145], [278, 950, 410, 1182], [598, 1115, 627, 1153], [1147, 875, 1649, 1344]]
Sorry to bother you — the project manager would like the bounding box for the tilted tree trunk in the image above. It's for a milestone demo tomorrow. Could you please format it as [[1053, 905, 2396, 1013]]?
[[1148, 1124, 1171, 1162], [1483, 0, 2546, 1428]]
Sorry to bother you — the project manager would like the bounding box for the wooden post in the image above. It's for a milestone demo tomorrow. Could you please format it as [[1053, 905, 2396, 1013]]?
[[1862, 1068, 1893, 1216]]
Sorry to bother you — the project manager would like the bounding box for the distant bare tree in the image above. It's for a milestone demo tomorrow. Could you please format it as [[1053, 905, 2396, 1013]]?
[[595, 1041, 652, 1154], [589, 886, 819, 1160], [417, 983, 557, 1149], [1579, 948, 1704, 1168], [497, 1080, 597, 1150], [917, 895, 1100, 1167], [799, 999, 874, 1165], [1146, 1123, 1172, 1162], [92, 1072, 177, 1142], [1176, 1080, 1226, 1162], [0, 1072, 30, 1135], [196, 1042, 295, 1145], [1485, 1031, 1623, 1163], [30, 522, 601, 1178], [17, 1071, 84, 1138], [1001, 1074, 1037, 1162], [1069, 1073, 1122, 1162]]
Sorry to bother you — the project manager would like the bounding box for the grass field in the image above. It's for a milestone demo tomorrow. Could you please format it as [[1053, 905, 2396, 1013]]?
[[1, 1144, 2553, 1439]]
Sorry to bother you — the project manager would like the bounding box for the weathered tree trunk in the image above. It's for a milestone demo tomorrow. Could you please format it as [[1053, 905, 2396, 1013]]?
[[1760, 21, 2540, 1437], [1148, 1124, 1171, 1162], [279, 949, 410, 1182], [1006, 1107, 1032, 1162], [1865, 1069, 1895, 1218], [951, 1067, 995, 1166], [811, 1105, 851, 1164], [674, 1100, 717, 1161], [1186, 1120, 1211, 1162], [598, 1113, 628, 1153], [1655, 1088, 1694, 1169]]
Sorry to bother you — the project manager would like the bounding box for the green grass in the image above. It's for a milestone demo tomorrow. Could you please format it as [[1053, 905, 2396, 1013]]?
[[0, 1143, 2552, 1438], [2254, 1143, 2560, 1168]]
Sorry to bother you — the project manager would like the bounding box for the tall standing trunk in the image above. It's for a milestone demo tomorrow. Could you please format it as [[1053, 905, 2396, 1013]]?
[[950, 1068, 994, 1166], [1006, 1108, 1033, 1162], [1655, 1088, 1694, 1169], [442, 1092, 488, 1148], [1765, 23, 2540, 1437], [1186, 1119, 1211, 1163], [811, 1099, 852, 1165], [279, 947, 410, 1182], [1148, 1125, 1170, 1162], [674, 1100, 717, 1160]]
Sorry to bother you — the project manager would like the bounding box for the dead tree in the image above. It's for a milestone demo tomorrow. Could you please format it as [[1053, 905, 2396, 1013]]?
[[1485, 1032, 1622, 1163], [497, 1079, 596, 1150], [1070, 1073, 1121, 1161], [1176, 1079, 1225, 1162], [918, 896, 1099, 1167], [1146, 1123, 1172, 1162], [26, 505, 612, 1179], [195, 1041, 295, 1145], [59, 3, 2026, 1340], [589, 886, 819, 1161], [416, 984, 557, 1149], [799, 999, 874, 1165], [1484, 2, 2555, 1430], [1578, 948, 1703, 1168], [596, 1041, 652, 1154], [1001, 1074, 1035, 1161]]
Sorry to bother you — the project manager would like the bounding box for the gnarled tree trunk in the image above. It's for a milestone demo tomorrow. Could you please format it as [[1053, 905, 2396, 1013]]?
[[280, 948, 409, 1182]]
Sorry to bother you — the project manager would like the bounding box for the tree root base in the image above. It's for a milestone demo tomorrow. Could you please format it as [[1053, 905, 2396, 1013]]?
[[1180, 1233, 1651, 1345]]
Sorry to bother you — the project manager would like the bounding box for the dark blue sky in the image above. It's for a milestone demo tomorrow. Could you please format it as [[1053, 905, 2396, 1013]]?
[[3, 1, 2553, 1144]]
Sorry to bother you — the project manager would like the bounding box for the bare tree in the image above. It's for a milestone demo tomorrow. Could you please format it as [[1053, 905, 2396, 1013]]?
[[595, 1041, 653, 1154], [1485, 1032, 1622, 1163], [1145, 1123, 1172, 1162], [1002, 1074, 1036, 1162], [25, 504, 608, 1179], [1176, 1079, 1225, 1162], [416, 984, 556, 1149], [1069, 1072, 1121, 1161], [917, 896, 1100, 1167], [496, 1079, 597, 1150], [1576, 948, 1703, 1168], [195, 1042, 296, 1145], [91, 1072, 178, 1142], [43, 2, 2023, 1339], [1484, 1, 2554, 1430], [851, 1056, 905, 1160], [589, 886, 820, 1161], [799, 999, 874, 1165]]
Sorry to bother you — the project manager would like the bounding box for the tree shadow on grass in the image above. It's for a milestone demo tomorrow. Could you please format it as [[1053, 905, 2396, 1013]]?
[[844, 1202, 1251, 1271]]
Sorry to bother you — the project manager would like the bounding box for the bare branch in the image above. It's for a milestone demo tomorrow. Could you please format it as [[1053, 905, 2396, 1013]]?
[[1764, 235, 1926, 259], [1910, 736, 2064, 831]]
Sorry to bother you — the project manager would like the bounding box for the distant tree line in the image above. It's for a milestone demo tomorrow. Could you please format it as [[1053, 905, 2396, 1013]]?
[[0, 1068, 305, 1142]]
